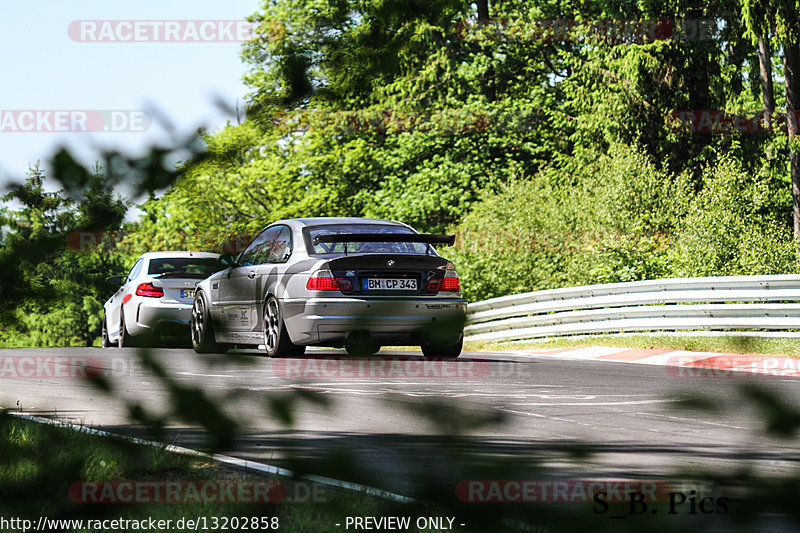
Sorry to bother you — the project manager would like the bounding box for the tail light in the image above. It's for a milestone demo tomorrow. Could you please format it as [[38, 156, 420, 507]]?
[[426, 264, 461, 293], [426, 278, 443, 292], [335, 278, 354, 292], [306, 270, 340, 291], [441, 264, 460, 292], [442, 277, 460, 291], [135, 283, 164, 297]]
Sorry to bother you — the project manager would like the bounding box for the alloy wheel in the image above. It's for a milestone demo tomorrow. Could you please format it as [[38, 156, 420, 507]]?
[[191, 297, 204, 346], [264, 299, 280, 353]]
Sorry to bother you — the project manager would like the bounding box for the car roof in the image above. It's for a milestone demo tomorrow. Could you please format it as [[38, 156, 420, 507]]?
[[137, 251, 220, 260], [270, 217, 411, 228]]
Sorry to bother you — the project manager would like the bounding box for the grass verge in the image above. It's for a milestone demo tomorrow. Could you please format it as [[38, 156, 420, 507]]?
[[0, 413, 413, 533]]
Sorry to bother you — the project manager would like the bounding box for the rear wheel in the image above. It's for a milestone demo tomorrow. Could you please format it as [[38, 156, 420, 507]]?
[[264, 296, 305, 357], [191, 292, 223, 353], [421, 334, 463, 359], [101, 314, 113, 347], [119, 311, 135, 347]]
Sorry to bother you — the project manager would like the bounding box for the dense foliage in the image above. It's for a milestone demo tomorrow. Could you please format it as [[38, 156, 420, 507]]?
[[449, 145, 799, 301], [0, 138, 204, 347], [0, 165, 129, 347]]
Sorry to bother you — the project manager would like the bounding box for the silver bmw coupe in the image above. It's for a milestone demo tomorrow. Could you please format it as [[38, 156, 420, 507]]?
[[190, 217, 466, 357]]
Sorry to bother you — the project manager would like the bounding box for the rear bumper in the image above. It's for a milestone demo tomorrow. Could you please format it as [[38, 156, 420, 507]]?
[[281, 297, 467, 346], [128, 300, 192, 337]]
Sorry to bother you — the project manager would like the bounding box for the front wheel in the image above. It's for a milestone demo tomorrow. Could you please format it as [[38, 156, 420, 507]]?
[[191, 292, 223, 353], [264, 297, 305, 357], [421, 334, 463, 359]]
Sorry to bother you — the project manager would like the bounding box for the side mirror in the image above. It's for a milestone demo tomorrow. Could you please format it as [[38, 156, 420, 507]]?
[[106, 275, 124, 286], [219, 253, 238, 268]]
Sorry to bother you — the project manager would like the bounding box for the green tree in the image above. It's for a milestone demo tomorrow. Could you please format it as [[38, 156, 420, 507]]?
[[136, 0, 796, 299], [742, 0, 800, 237], [0, 164, 129, 347]]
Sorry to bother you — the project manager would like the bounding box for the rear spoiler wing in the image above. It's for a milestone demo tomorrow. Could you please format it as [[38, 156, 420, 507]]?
[[312, 233, 456, 247]]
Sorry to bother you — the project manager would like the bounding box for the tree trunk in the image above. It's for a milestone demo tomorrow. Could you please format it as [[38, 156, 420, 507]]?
[[474, 0, 494, 101], [785, 41, 800, 238], [476, 0, 489, 20], [758, 36, 775, 129]]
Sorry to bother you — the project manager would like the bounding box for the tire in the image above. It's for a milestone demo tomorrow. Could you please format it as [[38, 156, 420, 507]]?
[[264, 296, 305, 357], [119, 310, 135, 348], [191, 291, 223, 353], [421, 334, 463, 359], [101, 315, 113, 348]]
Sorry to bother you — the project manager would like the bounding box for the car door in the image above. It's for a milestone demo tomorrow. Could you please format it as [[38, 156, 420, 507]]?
[[216, 227, 279, 334], [255, 225, 293, 330]]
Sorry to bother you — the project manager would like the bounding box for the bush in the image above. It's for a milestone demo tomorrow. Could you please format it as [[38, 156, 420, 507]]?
[[669, 158, 799, 276], [452, 147, 799, 303]]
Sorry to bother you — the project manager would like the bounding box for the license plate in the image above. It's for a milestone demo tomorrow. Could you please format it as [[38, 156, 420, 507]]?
[[363, 278, 417, 291], [181, 289, 195, 299]]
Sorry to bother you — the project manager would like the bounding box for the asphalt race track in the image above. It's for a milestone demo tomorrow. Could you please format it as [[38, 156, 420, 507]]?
[[2, 346, 800, 498]]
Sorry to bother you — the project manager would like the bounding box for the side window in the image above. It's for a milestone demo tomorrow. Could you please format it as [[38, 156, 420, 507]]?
[[266, 226, 292, 263], [126, 259, 143, 282], [238, 227, 279, 267]]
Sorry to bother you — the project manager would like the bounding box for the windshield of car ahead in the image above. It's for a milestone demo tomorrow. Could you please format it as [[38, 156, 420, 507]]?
[[307, 224, 431, 255], [147, 258, 221, 278]]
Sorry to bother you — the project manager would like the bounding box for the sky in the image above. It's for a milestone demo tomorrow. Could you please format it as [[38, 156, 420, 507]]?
[[0, 0, 263, 199]]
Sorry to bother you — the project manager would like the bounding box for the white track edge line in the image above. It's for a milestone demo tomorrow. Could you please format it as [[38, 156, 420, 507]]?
[[7, 412, 415, 504]]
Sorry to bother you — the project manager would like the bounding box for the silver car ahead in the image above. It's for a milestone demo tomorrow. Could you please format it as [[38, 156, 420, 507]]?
[[190, 217, 467, 357], [103, 251, 222, 346]]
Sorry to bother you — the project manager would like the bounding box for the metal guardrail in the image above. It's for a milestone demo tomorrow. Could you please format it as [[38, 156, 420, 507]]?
[[464, 275, 800, 342]]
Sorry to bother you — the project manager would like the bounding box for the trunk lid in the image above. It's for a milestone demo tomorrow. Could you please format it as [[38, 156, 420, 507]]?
[[325, 254, 450, 296]]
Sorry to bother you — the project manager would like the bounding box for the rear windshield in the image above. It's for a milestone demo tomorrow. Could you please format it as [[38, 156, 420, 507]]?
[[147, 258, 221, 278], [307, 224, 430, 255]]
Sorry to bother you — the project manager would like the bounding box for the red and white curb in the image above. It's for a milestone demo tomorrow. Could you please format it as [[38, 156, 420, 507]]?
[[512, 346, 800, 377]]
